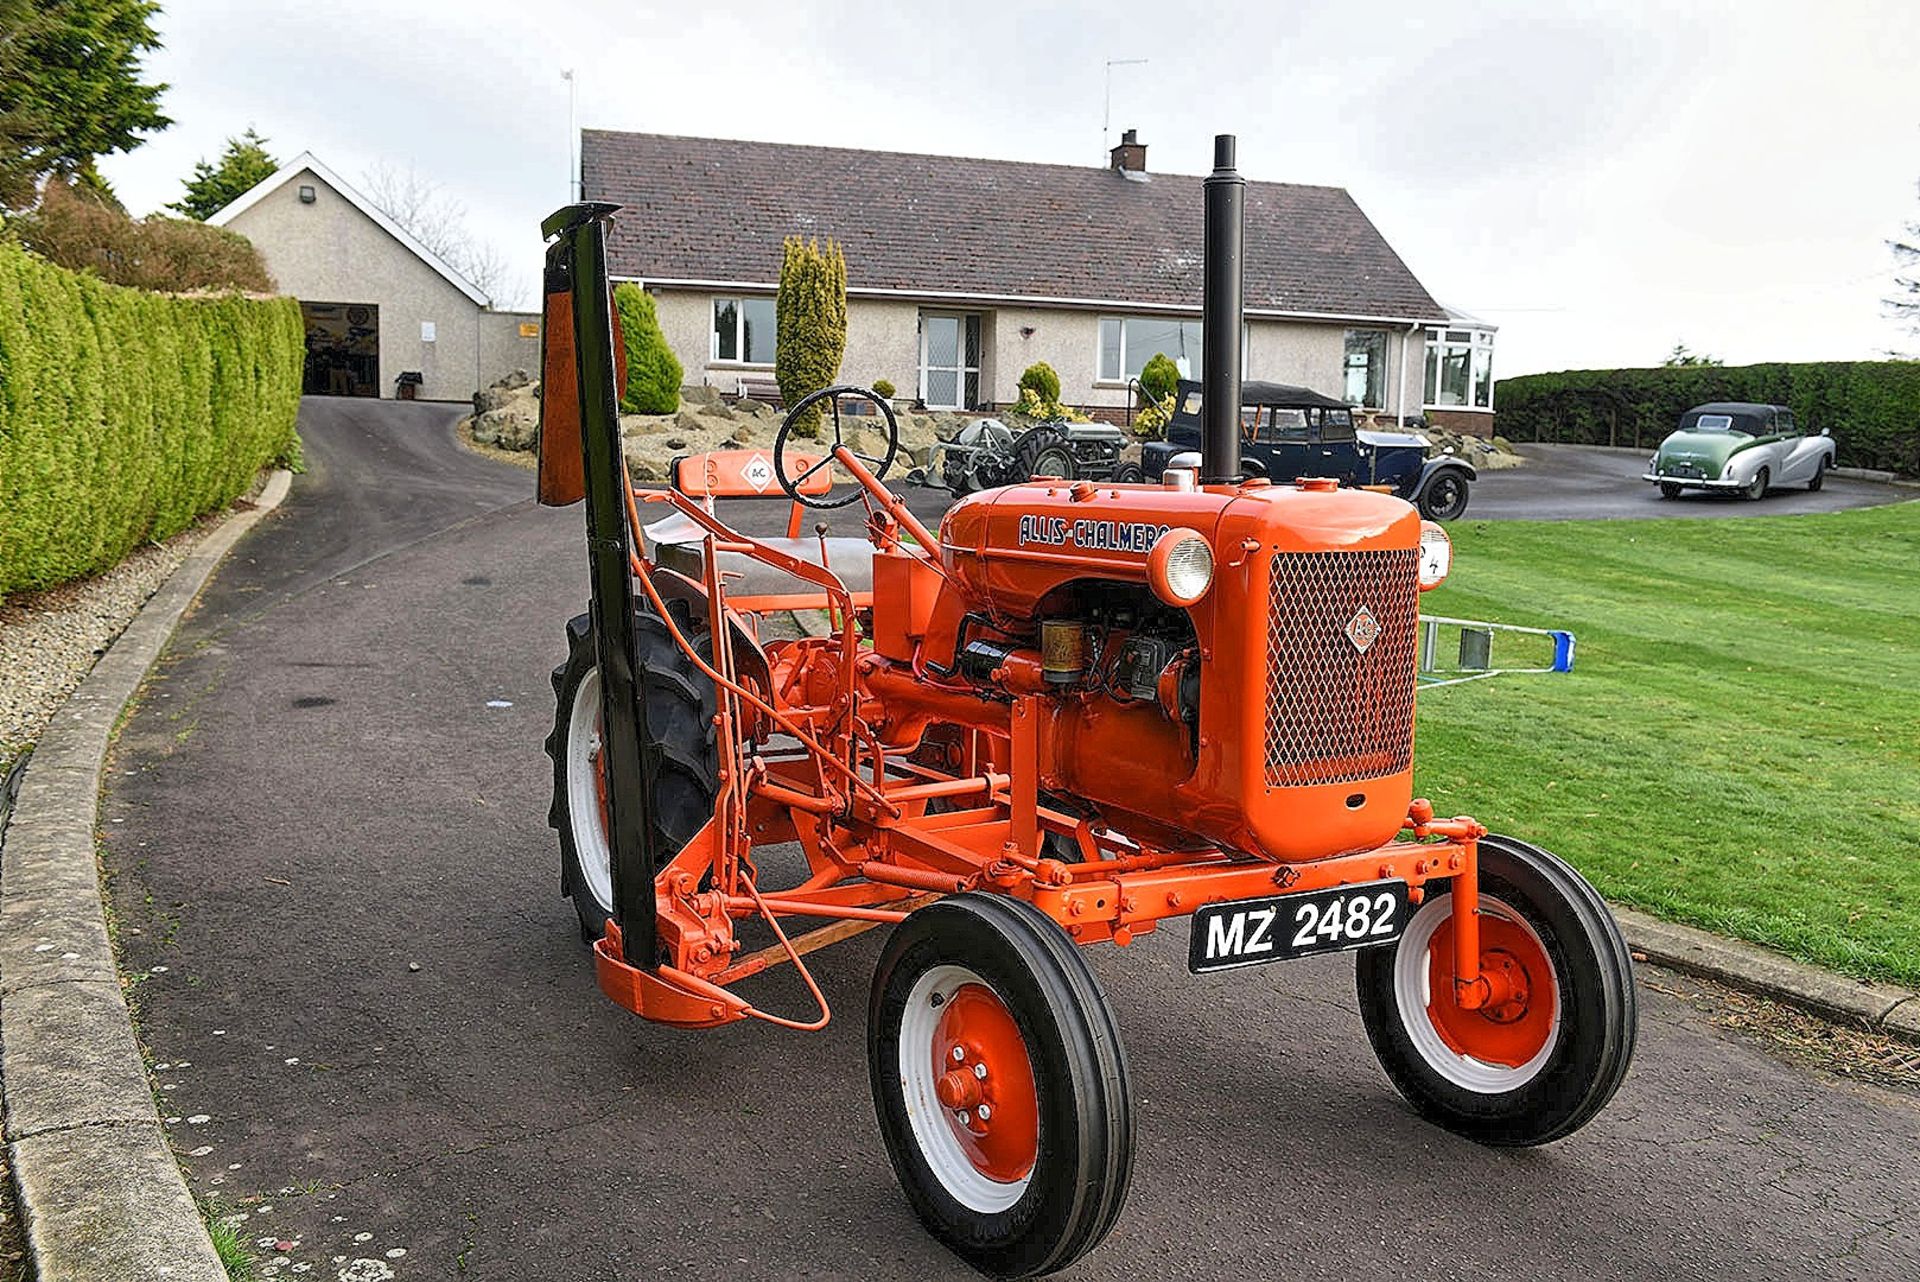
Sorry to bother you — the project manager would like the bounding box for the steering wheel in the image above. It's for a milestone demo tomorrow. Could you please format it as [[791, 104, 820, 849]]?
[[774, 384, 899, 509]]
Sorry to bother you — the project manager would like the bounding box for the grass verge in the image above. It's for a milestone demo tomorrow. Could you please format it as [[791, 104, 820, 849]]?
[[200, 1200, 256, 1281], [1415, 498, 1920, 987]]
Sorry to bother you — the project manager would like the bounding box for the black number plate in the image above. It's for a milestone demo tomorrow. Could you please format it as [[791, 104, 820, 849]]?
[[1187, 880, 1411, 974]]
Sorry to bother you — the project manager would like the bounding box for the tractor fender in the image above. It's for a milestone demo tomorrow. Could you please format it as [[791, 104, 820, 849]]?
[[647, 567, 773, 698], [1409, 455, 1476, 500]]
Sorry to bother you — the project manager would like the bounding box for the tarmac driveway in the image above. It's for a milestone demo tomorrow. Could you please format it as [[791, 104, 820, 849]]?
[[99, 400, 1920, 1280]]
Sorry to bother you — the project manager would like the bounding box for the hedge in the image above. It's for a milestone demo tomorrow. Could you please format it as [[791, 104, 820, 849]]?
[[0, 240, 304, 600], [1495, 361, 1920, 475]]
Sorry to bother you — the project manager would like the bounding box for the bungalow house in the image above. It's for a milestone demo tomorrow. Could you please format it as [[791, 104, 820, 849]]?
[[582, 129, 1497, 432]]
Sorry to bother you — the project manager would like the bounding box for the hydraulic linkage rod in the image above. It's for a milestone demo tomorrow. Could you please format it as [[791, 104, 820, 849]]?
[[541, 201, 662, 968]]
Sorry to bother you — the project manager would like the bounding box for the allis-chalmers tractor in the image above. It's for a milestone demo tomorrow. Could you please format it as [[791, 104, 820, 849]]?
[[535, 137, 1636, 1278]]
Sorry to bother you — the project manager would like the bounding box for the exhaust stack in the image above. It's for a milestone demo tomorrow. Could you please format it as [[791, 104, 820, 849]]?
[[1200, 134, 1245, 485]]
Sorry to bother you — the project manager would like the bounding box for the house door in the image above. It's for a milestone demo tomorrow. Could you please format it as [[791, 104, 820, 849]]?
[[920, 313, 981, 410]]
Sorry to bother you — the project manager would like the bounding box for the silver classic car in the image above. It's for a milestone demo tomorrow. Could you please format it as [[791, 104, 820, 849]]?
[[1644, 402, 1836, 500]]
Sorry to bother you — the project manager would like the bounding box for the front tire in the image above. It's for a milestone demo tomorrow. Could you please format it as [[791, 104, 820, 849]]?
[[1807, 457, 1827, 492], [1658, 481, 1682, 500], [545, 604, 719, 942], [1112, 461, 1144, 485], [1744, 467, 1769, 501], [1356, 835, 1636, 1146], [1417, 472, 1470, 521], [869, 895, 1132, 1278]]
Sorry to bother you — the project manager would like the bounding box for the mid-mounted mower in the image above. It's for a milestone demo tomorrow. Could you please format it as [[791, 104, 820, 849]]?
[[535, 137, 1636, 1279]]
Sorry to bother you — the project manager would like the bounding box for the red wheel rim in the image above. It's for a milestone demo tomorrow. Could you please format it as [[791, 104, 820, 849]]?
[[1424, 911, 1556, 1069], [931, 983, 1038, 1183]]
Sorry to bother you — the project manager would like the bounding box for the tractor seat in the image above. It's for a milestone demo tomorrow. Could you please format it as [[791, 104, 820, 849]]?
[[642, 511, 877, 595]]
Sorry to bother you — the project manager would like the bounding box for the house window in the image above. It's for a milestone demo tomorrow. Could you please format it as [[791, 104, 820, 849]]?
[[712, 296, 776, 364], [1098, 316, 1203, 383], [1343, 330, 1388, 408], [1424, 327, 1495, 409], [920, 313, 981, 409]]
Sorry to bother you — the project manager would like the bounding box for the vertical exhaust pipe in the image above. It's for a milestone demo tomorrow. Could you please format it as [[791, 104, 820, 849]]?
[[1201, 133, 1245, 485]]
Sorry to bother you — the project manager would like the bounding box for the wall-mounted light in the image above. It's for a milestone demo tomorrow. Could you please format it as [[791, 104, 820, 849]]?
[[1020, 326, 1036, 339], [298, 184, 316, 204]]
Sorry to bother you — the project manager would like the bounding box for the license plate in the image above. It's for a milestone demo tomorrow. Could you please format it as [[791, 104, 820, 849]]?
[[1187, 880, 1411, 974]]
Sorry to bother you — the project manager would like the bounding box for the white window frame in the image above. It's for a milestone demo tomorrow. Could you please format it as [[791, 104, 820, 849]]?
[[919, 311, 981, 410], [1342, 328, 1390, 410], [711, 295, 777, 367], [1095, 315, 1208, 387], [1423, 326, 1496, 411]]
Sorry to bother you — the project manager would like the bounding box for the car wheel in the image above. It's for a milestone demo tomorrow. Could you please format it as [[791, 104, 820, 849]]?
[[1658, 482, 1682, 500], [1806, 458, 1827, 492], [1744, 467, 1769, 501], [1418, 473, 1470, 521]]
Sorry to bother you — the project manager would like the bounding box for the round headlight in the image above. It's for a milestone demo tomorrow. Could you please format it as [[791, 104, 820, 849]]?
[[1417, 520, 1452, 591], [1147, 529, 1214, 606]]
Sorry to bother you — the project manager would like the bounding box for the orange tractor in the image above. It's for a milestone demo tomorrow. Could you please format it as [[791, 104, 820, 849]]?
[[536, 137, 1635, 1278]]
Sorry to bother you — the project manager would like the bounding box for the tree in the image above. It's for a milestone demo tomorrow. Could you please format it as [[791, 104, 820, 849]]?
[[774, 236, 847, 436], [1662, 342, 1723, 368], [1887, 180, 1920, 351], [612, 282, 681, 414], [0, 0, 170, 208], [359, 160, 518, 306], [169, 127, 276, 220]]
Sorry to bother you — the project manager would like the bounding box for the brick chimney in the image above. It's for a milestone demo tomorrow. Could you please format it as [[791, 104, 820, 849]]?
[[1109, 128, 1147, 175]]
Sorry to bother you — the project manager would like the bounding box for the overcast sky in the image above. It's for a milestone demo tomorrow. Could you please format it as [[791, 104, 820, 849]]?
[[100, 0, 1920, 378]]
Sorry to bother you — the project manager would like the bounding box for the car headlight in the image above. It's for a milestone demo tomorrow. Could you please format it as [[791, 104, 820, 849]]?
[[1147, 529, 1214, 606], [1418, 520, 1452, 591]]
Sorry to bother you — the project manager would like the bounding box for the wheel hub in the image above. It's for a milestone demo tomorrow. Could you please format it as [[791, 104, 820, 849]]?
[[932, 983, 1038, 1183], [1425, 914, 1556, 1068]]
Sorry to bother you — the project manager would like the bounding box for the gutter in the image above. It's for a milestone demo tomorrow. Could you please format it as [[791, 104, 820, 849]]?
[[626, 276, 1447, 330]]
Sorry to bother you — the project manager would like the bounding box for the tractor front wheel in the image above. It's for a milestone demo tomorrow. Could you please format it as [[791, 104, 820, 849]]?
[[869, 895, 1133, 1279], [545, 603, 718, 942], [1355, 835, 1636, 1146]]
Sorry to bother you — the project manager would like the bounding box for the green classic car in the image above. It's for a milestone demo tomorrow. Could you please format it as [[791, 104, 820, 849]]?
[[1644, 402, 1836, 500]]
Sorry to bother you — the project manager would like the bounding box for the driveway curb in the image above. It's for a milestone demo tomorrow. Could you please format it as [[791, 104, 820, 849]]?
[[0, 470, 292, 1282], [1613, 907, 1920, 1040]]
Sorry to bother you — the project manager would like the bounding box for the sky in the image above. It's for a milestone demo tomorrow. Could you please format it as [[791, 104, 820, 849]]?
[[99, 0, 1920, 378]]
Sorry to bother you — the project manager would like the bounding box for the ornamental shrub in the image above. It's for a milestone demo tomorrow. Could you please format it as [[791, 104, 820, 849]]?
[[775, 236, 847, 437], [1018, 361, 1061, 405], [1138, 352, 1180, 404], [0, 240, 302, 600], [1495, 362, 1920, 475], [871, 378, 896, 399], [612, 282, 681, 414], [16, 180, 274, 293]]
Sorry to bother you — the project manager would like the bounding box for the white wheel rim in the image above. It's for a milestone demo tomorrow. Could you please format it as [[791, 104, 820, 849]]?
[[1392, 892, 1561, 1093], [898, 964, 1033, 1214], [565, 669, 613, 913]]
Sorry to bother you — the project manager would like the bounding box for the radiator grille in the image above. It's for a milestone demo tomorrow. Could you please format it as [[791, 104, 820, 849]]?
[[1263, 547, 1420, 787]]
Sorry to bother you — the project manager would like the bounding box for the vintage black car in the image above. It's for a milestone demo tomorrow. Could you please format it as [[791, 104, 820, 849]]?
[[1140, 380, 1475, 519]]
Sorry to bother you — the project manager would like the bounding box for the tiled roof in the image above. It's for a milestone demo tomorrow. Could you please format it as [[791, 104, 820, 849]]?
[[581, 131, 1445, 322]]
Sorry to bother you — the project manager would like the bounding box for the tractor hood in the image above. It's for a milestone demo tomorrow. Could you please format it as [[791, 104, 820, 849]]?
[[1356, 428, 1430, 450], [1656, 429, 1753, 475]]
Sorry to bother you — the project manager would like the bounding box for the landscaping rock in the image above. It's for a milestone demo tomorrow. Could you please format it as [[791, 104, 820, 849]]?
[[683, 384, 723, 406]]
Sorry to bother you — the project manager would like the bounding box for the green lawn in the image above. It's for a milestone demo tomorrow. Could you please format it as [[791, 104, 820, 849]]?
[[1413, 497, 1920, 987]]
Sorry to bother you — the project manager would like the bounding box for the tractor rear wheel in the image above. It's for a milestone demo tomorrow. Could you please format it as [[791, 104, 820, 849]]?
[[1355, 835, 1636, 1146], [869, 895, 1133, 1279], [545, 602, 719, 942], [1019, 433, 1077, 482]]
